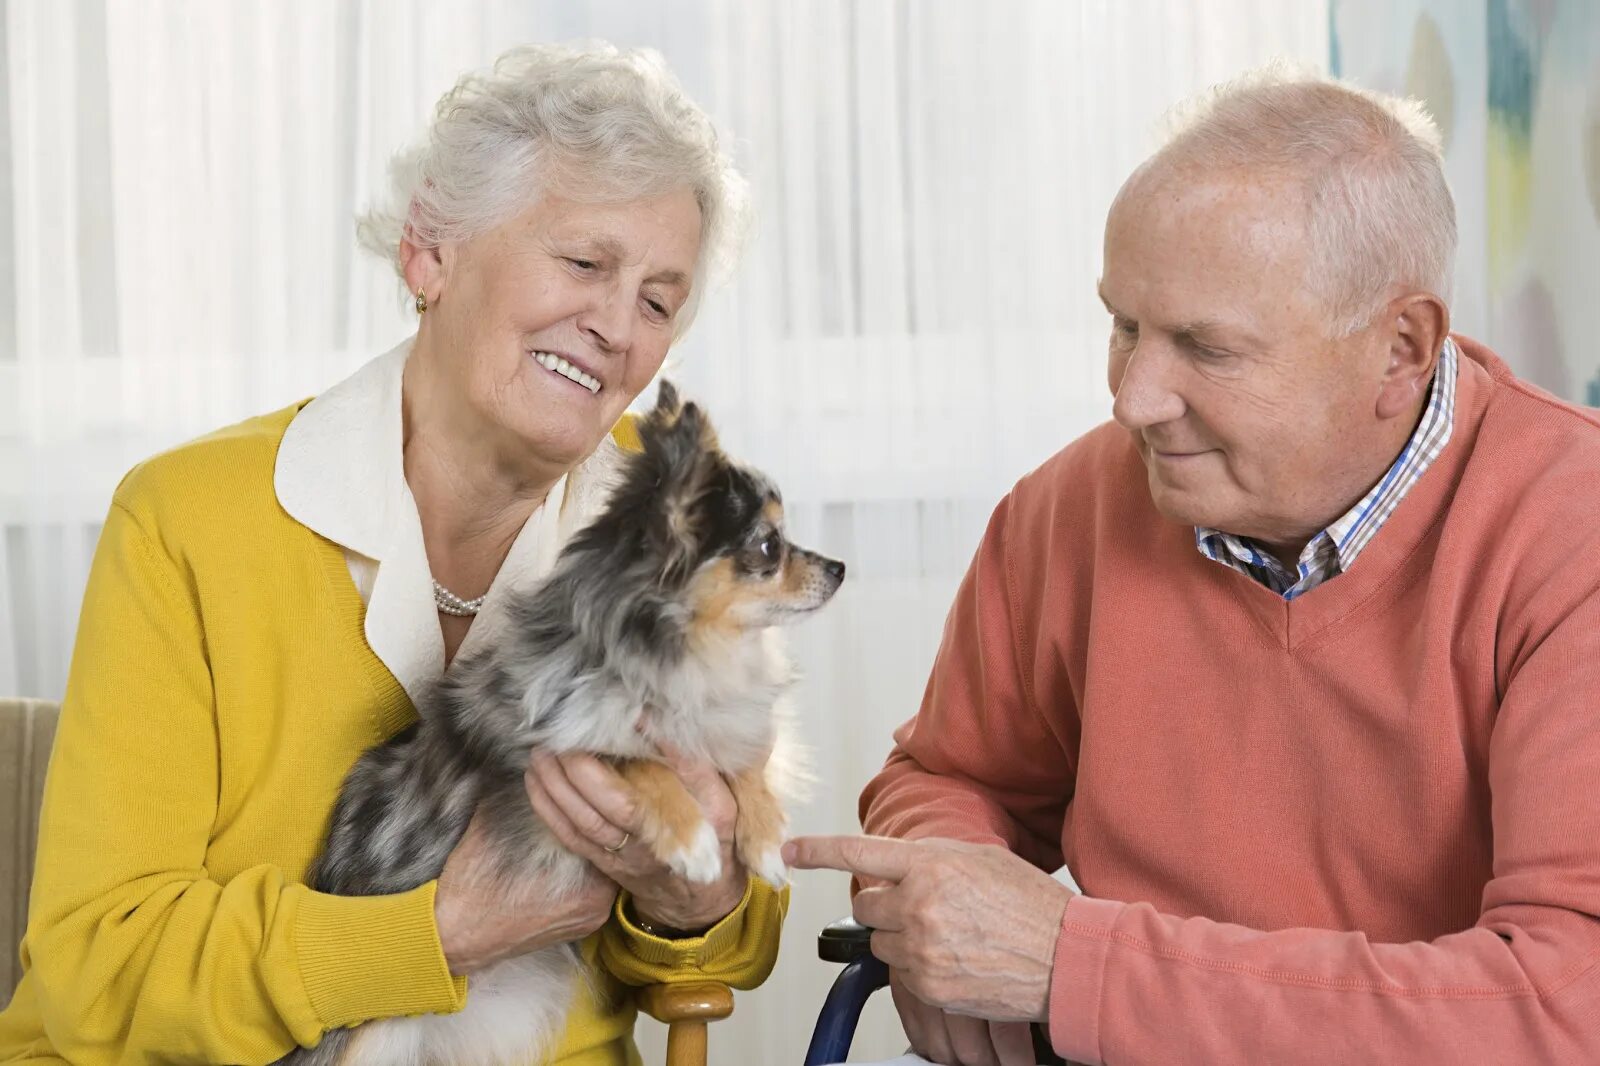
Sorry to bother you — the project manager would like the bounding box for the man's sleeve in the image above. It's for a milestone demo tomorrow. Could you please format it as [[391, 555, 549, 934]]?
[[860, 493, 1076, 873]]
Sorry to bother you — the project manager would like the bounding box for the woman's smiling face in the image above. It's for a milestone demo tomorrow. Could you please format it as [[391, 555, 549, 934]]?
[[412, 187, 703, 473]]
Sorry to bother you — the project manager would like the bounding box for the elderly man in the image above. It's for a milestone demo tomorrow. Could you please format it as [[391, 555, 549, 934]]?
[[787, 71, 1600, 1064]]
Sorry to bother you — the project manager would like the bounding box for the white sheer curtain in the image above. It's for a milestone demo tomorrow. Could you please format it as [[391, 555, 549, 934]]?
[[1, 1, 1326, 1060]]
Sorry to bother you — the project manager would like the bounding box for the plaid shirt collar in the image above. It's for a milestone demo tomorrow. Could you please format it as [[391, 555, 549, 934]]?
[[1195, 338, 1459, 601]]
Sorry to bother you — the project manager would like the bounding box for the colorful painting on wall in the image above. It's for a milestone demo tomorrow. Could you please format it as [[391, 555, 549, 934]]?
[[1332, 0, 1600, 404]]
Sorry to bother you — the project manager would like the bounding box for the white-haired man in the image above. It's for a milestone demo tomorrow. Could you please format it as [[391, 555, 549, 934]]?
[[787, 72, 1600, 1064]]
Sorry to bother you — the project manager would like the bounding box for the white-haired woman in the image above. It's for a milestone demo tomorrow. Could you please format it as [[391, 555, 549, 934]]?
[[0, 43, 780, 1064]]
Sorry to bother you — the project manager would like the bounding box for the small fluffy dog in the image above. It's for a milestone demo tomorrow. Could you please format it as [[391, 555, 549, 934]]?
[[277, 383, 845, 1066]]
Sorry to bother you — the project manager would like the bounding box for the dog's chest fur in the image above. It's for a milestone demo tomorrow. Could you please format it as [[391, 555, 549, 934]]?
[[541, 626, 791, 769]]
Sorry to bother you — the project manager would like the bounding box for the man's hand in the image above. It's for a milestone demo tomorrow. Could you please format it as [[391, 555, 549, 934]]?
[[891, 968, 1038, 1066], [784, 835, 1070, 1024]]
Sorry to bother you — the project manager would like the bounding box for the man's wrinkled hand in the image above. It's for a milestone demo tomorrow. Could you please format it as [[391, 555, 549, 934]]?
[[784, 834, 1070, 1024]]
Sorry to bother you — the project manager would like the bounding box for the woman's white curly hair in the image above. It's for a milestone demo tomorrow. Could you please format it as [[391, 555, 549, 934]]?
[[358, 42, 749, 336]]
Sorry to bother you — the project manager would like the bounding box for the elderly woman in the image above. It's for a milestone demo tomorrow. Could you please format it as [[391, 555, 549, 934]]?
[[0, 43, 780, 1064]]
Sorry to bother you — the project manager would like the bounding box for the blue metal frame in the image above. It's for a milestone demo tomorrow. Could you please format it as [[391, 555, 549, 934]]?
[[803, 952, 891, 1066]]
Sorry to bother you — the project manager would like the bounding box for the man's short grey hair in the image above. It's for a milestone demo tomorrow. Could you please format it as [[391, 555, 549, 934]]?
[[1149, 62, 1457, 336], [358, 42, 749, 336]]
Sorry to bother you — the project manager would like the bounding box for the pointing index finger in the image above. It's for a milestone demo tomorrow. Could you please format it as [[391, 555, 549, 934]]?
[[783, 834, 918, 882]]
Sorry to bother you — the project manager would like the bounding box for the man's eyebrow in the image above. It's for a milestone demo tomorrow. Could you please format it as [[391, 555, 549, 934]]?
[[1171, 317, 1267, 351], [1098, 282, 1265, 350], [1171, 317, 1228, 337]]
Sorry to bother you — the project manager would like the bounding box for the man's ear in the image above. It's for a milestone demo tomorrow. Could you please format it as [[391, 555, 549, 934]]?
[[1375, 291, 1449, 421]]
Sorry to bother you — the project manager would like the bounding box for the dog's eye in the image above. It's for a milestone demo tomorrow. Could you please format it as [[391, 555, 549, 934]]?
[[759, 532, 781, 560]]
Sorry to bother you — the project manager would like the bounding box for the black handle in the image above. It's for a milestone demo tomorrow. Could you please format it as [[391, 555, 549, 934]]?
[[817, 916, 875, 964]]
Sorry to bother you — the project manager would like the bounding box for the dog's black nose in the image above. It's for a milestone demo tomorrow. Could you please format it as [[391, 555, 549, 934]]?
[[824, 558, 846, 582]]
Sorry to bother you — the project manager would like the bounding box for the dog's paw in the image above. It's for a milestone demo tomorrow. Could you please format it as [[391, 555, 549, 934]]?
[[749, 845, 789, 890], [666, 821, 723, 885]]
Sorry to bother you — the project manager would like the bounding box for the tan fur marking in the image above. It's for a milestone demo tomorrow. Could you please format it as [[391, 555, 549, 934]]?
[[695, 410, 721, 452], [666, 497, 695, 544], [761, 498, 785, 528], [729, 762, 788, 871], [779, 549, 831, 596], [687, 545, 833, 635], [617, 759, 714, 862], [688, 558, 744, 643]]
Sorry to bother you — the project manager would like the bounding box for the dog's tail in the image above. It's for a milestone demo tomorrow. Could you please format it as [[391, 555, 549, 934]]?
[[272, 1026, 352, 1066]]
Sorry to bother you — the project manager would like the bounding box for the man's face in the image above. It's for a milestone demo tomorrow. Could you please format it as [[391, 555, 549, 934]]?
[[1100, 169, 1397, 553]]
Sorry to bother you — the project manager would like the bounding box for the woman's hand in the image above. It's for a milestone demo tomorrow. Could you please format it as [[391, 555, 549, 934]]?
[[525, 748, 748, 933], [434, 808, 619, 975]]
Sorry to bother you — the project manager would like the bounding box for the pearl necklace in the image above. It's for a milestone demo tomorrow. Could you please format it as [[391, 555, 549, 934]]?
[[432, 579, 487, 617]]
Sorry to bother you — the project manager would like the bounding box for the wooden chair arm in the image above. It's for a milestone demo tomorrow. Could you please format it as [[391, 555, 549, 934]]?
[[637, 981, 736, 1023], [636, 982, 735, 1066]]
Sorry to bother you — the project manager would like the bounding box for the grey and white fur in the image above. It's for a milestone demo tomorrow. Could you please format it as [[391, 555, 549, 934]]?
[[275, 382, 845, 1066]]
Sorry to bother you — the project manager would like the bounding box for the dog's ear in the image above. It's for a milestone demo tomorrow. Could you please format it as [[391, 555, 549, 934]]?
[[669, 398, 717, 454], [639, 380, 718, 460], [635, 382, 723, 586], [653, 379, 682, 420]]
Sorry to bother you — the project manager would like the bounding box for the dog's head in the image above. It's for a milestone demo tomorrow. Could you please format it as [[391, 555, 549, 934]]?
[[602, 380, 845, 635]]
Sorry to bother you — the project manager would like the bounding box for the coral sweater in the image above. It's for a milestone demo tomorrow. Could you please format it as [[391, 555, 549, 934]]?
[[0, 403, 784, 1065], [861, 337, 1600, 1064]]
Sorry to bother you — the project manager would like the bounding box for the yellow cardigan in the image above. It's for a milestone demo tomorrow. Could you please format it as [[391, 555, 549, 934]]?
[[0, 403, 786, 1065]]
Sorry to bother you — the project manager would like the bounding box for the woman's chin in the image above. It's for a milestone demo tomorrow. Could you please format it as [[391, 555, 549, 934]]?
[[512, 377, 620, 468], [515, 418, 608, 474]]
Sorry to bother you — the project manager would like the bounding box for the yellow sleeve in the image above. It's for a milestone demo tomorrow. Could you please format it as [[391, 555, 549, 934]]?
[[23, 500, 465, 1063], [597, 878, 789, 990]]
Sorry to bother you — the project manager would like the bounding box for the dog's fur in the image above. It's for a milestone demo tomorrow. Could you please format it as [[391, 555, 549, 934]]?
[[275, 383, 844, 1066]]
